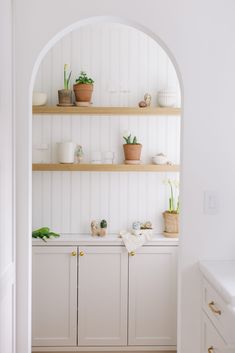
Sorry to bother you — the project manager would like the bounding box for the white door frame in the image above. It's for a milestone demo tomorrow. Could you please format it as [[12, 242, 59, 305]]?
[[16, 15, 184, 353]]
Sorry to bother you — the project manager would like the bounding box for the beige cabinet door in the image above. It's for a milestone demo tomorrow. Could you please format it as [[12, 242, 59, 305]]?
[[128, 246, 177, 346], [32, 246, 77, 347], [78, 246, 128, 346]]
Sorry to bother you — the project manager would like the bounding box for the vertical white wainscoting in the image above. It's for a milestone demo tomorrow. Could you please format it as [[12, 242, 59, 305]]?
[[32, 22, 181, 235]]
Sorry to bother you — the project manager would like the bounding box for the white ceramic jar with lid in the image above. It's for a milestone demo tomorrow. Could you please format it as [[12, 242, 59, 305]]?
[[157, 88, 177, 107]]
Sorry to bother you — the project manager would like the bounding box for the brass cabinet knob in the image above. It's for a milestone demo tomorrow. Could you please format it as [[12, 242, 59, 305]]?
[[129, 251, 135, 256], [208, 301, 221, 315], [208, 346, 214, 353], [79, 251, 85, 256], [71, 251, 77, 257]]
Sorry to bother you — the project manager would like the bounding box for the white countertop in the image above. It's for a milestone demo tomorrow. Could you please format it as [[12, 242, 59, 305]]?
[[199, 260, 235, 306], [32, 233, 179, 246]]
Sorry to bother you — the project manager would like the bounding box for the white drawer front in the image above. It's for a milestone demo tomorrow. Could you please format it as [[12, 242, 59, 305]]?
[[202, 312, 227, 353], [203, 278, 235, 345]]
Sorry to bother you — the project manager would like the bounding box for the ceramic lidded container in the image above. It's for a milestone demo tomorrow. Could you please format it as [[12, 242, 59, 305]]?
[[157, 88, 177, 107]]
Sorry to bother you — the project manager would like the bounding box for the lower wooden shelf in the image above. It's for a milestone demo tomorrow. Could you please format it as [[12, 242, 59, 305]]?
[[32, 163, 180, 172]]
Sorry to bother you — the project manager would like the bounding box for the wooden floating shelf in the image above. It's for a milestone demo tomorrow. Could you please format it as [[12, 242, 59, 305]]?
[[32, 106, 181, 116], [32, 164, 180, 172]]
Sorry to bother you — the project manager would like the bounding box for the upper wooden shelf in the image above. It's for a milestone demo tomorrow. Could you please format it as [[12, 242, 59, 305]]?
[[32, 106, 181, 116], [32, 163, 180, 172]]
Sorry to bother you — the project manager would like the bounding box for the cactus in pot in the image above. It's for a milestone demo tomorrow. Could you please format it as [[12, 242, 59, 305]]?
[[122, 131, 142, 164]]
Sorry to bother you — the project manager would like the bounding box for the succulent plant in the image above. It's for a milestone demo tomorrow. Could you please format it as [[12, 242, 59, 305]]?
[[100, 219, 107, 228], [75, 71, 94, 85]]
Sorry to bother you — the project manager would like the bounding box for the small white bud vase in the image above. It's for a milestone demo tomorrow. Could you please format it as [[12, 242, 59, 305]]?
[[157, 89, 177, 107], [57, 142, 76, 163]]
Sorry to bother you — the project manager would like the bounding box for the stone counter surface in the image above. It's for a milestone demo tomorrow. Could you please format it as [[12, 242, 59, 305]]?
[[199, 260, 235, 307], [32, 233, 179, 247]]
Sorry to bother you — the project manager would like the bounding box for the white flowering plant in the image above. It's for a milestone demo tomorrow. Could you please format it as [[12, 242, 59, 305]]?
[[163, 179, 179, 213]]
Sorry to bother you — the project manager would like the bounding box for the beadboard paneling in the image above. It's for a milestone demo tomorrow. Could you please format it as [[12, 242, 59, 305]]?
[[32, 23, 180, 235]]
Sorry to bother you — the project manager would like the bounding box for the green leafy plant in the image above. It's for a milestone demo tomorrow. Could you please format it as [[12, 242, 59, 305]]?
[[64, 64, 72, 90], [32, 227, 60, 242], [123, 131, 140, 144], [75, 71, 94, 85], [163, 179, 179, 213]]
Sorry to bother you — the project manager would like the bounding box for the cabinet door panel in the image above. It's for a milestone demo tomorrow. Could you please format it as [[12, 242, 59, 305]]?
[[129, 246, 177, 346], [202, 313, 227, 353], [78, 246, 128, 346], [32, 246, 77, 347]]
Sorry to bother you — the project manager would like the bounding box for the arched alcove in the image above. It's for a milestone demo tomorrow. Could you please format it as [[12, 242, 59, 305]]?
[[29, 15, 183, 352]]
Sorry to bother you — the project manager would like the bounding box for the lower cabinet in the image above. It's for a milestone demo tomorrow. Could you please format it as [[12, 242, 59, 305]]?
[[78, 246, 128, 346], [32, 246, 77, 346], [128, 246, 177, 346], [32, 244, 177, 350], [202, 313, 227, 353]]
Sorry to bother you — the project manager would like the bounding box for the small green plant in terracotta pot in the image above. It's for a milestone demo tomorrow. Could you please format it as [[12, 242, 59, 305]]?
[[58, 64, 73, 106], [73, 71, 94, 104], [162, 179, 179, 237], [123, 131, 142, 164]]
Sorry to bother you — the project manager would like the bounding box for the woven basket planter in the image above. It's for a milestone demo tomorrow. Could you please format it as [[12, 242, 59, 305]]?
[[58, 89, 73, 106], [163, 211, 179, 238]]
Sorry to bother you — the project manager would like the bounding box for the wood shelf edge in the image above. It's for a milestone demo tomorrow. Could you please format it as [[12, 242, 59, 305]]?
[[32, 163, 180, 172], [32, 106, 181, 116]]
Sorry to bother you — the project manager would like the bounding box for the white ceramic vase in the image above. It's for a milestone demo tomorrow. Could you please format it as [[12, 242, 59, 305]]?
[[57, 142, 76, 163]]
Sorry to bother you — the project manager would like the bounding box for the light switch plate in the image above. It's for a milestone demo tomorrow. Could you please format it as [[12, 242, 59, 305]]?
[[204, 191, 219, 215]]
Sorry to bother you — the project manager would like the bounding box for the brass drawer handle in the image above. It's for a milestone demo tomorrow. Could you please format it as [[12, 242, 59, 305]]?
[[208, 301, 221, 315], [129, 251, 135, 256], [208, 346, 214, 353], [71, 251, 77, 257], [79, 251, 85, 256]]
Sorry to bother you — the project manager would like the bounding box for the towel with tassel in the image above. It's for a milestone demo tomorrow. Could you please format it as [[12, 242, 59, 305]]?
[[120, 230, 153, 252]]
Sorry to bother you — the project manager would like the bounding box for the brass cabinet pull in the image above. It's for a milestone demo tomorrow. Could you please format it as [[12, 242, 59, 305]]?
[[208, 301, 221, 315], [71, 251, 77, 257], [129, 251, 135, 256], [79, 251, 85, 256], [208, 346, 214, 353]]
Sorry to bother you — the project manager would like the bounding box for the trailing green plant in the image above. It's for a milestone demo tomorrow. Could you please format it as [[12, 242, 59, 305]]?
[[32, 227, 60, 242], [75, 71, 94, 85], [163, 179, 179, 213], [64, 64, 72, 90], [123, 131, 140, 144]]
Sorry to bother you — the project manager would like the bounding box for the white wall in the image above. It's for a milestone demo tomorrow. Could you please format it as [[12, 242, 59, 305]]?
[[33, 23, 180, 235], [0, 0, 15, 352], [14, 1, 235, 353]]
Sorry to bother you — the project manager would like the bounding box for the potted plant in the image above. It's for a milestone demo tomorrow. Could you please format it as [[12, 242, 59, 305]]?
[[73, 71, 94, 104], [58, 64, 73, 106], [123, 131, 142, 164], [163, 179, 179, 237]]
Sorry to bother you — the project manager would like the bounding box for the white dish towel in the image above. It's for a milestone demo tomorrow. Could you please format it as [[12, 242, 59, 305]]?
[[120, 230, 153, 252]]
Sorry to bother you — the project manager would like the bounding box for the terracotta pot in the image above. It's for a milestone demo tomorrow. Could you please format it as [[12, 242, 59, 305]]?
[[58, 89, 73, 106], [163, 211, 179, 237], [73, 83, 93, 102], [123, 144, 142, 161]]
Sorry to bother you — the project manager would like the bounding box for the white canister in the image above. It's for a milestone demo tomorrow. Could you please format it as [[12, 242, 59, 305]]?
[[157, 88, 177, 107], [57, 142, 76, 163], [103, 151, 114, 164]]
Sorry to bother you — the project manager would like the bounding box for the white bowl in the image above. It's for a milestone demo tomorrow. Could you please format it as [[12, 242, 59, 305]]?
[[33, 92, 47, 106], [152, 155, 168, 165], [157, 89, 177, 107]]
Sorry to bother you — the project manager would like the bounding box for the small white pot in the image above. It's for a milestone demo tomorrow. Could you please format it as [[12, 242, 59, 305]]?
[[57, 142, 76, 163], [157, 89, 177, 107], [33, 92, 47, 106], [152, 155, 168, 165]]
